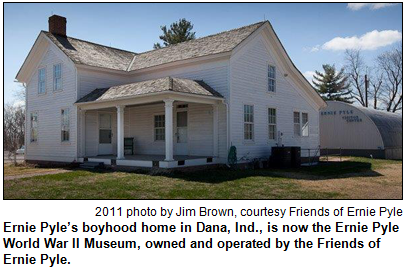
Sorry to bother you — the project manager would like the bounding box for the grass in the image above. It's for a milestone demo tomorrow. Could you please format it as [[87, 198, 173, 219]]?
[[3, 157, 402, 200], [4, 163, 63, 177]]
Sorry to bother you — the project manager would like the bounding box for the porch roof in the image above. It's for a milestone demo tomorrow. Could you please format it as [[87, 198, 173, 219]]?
[[76, 77, 223, 105]]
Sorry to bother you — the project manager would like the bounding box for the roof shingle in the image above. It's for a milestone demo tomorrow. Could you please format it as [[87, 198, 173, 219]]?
[[76, 77, 223, 104], [44, 31, 136, 71]]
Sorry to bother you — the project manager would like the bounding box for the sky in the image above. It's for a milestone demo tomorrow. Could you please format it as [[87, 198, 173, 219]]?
[[4, 3, 403, 105]]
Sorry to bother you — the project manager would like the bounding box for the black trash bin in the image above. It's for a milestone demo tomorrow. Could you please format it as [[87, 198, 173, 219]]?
[[291, 147, 301, 168], [270, 147, 292, 168]]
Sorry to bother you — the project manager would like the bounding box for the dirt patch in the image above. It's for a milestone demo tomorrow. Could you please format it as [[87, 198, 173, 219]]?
[[295, 164, 402, 199]]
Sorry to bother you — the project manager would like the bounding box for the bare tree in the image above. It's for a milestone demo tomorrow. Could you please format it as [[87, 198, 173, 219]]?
[[13, 84, 26, 103], [369, 69, 384, 110], [344, 49, 370, 107], [4, 103, 25, 165], [377, 44, 403, 112]]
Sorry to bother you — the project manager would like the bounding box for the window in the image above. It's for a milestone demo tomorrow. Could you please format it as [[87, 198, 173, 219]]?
[[268, 65, 276, 92], [294, 112, 301, 136], [154, 115, 165, 141], [244, 105, 254, 141], [30, 112, 38, 142], [302, 113, 309, 137], [99, 114, 112, 144], [61, 109, 70, 142], [268, 108, 277, 140], [38, 68, 46, 94], [53, 64, 62, 91]]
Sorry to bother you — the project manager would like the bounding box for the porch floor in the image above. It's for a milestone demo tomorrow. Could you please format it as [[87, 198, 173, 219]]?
[[86, 154, 211, 162]]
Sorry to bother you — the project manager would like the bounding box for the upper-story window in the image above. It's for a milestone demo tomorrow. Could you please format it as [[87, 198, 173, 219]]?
[[61, 109, 70, 142], [244, 105, 254, 141], [38, 68, 46, 94], [30, 112, 38, 142], [268, 108, 277, 140], [53, 64, 62, 91], [268, 65, 276, 92], [154, 115, 165, 141]]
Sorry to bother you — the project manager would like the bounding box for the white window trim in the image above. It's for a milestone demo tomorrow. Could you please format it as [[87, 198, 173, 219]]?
[[293, 111, 309, 137], [38, 67, 46, 95], [243, 104, 255, 143], [61, 108, 70, 143], [267, 64, 276, 93], [301, 112, 309, 137], [153, 113, 165, 142], [30, 111, 39, 143], [53, 63, 63, 92], [268, 107, 277, 141]]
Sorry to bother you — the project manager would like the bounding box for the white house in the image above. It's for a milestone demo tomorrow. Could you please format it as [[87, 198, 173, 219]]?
[[16, 15, 326, 169]]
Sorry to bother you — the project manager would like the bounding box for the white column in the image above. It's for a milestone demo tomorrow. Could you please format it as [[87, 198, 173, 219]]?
[[79, 109, 86, 157], [212, 104, 219, 157], [116, 105, 125, 159], [164, 99, 174, 161]]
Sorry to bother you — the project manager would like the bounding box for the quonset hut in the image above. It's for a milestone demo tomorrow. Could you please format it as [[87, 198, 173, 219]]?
[[320, 101, 402, 160]]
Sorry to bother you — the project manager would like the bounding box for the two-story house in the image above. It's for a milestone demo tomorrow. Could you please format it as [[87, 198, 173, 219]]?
[[16, 15, 326, 169]]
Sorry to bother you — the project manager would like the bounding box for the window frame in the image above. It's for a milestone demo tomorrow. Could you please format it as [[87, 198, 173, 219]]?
[[38, 67, 46, 95], [268, 65, 276, 93], [30, 112, 38, 143], [301, 112, 309, 137], [61, 108, 70, 142], [154, 114, 165, 142], [293, 111, 301, 137], [268, 108, 277, 141], [53, 63, 63, 92], [243, 104, 254, 142]]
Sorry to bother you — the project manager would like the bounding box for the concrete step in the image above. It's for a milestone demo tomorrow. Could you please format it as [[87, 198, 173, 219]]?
[[79, 162, 105, 169]]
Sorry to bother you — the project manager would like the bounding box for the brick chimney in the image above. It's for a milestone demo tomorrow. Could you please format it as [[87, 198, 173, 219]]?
[[48, 15, 67, 36]]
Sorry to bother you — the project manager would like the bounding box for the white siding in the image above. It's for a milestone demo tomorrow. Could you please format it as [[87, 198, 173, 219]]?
[[77, 68, 130, 99], [230, 33, 320, 159], [25, 44, 78, 162]]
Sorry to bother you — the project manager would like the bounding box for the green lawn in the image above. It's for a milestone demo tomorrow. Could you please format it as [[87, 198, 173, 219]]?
[[3, 157, 402, 199]]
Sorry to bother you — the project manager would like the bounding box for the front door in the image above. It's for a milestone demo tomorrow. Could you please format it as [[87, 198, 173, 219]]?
[[98, 113, 113, 155], [175, 110, 188, 155]]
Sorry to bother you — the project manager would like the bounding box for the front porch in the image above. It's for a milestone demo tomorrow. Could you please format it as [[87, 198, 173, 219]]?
[[78, 154, 219, 169], [76, 77, 225, 169]]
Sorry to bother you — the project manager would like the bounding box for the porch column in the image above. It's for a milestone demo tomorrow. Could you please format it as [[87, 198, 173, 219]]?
[[164, 99, 174, 161], [79, 109, 86, 157], [212, 104, 219, 157], [116, 105, 125, 159]]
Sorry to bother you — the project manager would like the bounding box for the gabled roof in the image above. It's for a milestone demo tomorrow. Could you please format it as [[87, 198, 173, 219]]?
[[42, 22, 264, 72], [43, 31, 136, 71], [76, 77, 223, 104]]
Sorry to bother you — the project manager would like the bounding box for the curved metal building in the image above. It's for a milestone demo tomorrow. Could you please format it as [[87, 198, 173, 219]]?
[[320, 101, 402, 160]]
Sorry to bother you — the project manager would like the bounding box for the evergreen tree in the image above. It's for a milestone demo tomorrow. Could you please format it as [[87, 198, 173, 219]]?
[[153, 19, 196, 49], [312, 64, 352, 103]]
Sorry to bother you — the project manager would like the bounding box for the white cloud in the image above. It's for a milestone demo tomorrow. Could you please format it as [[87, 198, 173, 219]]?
[[310, 45, 321, 52], [13, 100, 25, 107], [321, 30, 402, 51], [303, 71, 316, 83], [347, 3, 398, 11]]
